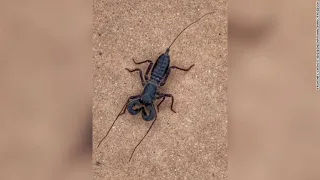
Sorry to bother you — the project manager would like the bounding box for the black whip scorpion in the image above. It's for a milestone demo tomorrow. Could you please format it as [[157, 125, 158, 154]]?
[[97, 12, 215, 162]]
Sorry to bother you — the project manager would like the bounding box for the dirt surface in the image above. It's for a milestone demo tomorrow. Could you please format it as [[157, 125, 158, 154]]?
[[93, 1, 227, 179]]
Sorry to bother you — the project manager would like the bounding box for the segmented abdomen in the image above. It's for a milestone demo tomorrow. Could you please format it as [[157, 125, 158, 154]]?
[[151, 54, 170, 84]]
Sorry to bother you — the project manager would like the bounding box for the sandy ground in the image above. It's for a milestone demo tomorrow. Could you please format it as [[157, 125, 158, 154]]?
[[93, 0, 227, 179]]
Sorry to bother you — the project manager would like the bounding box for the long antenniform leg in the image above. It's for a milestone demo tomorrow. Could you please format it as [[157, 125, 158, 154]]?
[[132, 59, 154, 80], [129, 118, 157, 162], [156, 93, 176, 113], [97, 95, 140, 148]]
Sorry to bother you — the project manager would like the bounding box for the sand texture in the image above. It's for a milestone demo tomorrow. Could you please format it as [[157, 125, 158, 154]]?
[[93, 1, 227, 179]]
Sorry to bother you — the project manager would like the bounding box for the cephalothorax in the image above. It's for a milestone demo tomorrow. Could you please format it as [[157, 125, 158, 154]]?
[[97, 12, 215, 162]]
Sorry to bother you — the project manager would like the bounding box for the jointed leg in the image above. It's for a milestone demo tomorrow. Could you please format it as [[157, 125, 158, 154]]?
[[159, 64, 194, 86], [144, 62, 154, 81], [132, 59, 154, 81], [125, 68, 145, 86], [132, 58, 152, 65], [156, 96, 165, 112], [156, 93, 176, 113], [97, 95, 140, 148], [170, 64, 195, 71]]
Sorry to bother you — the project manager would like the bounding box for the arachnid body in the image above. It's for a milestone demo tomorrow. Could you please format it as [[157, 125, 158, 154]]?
[[124, 48, 194, 122], [97, 12, 215, 162]]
